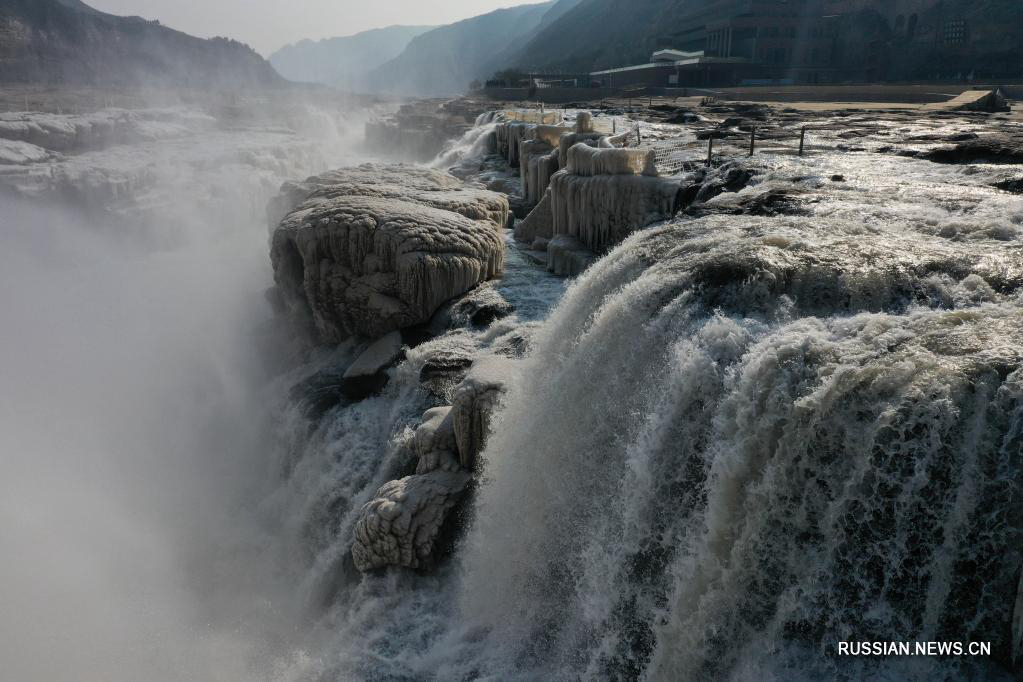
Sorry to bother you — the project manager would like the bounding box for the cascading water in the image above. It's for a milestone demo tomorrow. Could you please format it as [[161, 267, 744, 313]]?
[[442, 214, 1022, 680], [270, 130, 1023, 680]]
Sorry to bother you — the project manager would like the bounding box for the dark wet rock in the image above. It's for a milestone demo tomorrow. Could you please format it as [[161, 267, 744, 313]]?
[[664, 110, 703, 125], [429, 284, 515, 333], [289, 370, 353, 419], [831, 175, 846, 182], [731, 189, 808, 217], [340, 332, 404, 400], [447, 284, 515, 329], [683, 162, 758, 206], [418, 346, 476, 399], [945, 132, 979, 142], [920, 134, 1023, 164], [993, 178, 1023, 194]]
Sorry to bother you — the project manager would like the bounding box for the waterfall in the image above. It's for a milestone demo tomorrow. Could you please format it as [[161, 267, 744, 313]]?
[[428, 213, 1023, 680], [430, 120, 500, 169]]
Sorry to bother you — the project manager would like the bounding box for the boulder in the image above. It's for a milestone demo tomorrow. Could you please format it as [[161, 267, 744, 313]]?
[[411, 406, 461, 474], [564, 143, 658, 177], [574, 111, 594, 133], [270, 163, 509, 231], [919, 134, 1023, 164], [271, 166, 506, 342], [451, 356, 515, 470], [514, 191, 554, 244], [547, 234, 597, 277], [558, 132, 604, 168], [418, 345, 476, 400], [429, 283, 515, 332], [520, 142, 560, 207], [351, 470, 471, 572], [447, 283, 515, 329], [341, 331, 404, 400], [549, 170, 681, 253]]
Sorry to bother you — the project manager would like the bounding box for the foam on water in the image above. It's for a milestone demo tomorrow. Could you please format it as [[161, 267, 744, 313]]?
[[270, 134, 1023, 680]]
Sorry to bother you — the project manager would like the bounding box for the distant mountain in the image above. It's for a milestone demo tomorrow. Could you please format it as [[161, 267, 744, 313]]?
[[369, 0, 583, 97], [0, 0, 286, 88], [269, 25, 433, 92], [505, 0, 696, 74]]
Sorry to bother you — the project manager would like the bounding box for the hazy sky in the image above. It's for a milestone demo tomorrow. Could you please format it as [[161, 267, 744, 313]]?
[[86, 0, 527, 56]]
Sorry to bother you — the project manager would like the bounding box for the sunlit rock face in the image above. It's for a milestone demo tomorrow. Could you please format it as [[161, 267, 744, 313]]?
[[270, 164, 508, 342]]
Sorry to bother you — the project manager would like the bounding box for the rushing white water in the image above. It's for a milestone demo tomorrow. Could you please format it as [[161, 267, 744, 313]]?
[[268, 125, 1023, 680], [5, 97, 1022, 681]]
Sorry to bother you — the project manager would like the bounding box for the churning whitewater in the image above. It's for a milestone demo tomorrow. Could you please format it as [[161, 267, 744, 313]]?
[[3, 95, 1020, 681], [259, 114, 1023, 681]]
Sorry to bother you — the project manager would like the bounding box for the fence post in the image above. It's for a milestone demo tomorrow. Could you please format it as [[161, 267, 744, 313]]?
[[799, 128, 806, 156], [707, 137, 714, 166], [749, 126, 756, 157], [613, 119, 616, 134], [637, 126, 642, 145]]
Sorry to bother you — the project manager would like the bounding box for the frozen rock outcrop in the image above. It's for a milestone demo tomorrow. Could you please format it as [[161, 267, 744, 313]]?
[[558, 132, 604, 167], [268, 163, 509, 231], [351, 470, 471, 572], [411, 406, 461, 474], [514, 191, 554, 244], [341, 331, 404, 399], [564, 143, 658, 177], [451, 356, 515, 470], [547, 234, 597, 276], [520, 143, 560, 207], [549, 170, 681, 253], [271, 165, 507, 342]]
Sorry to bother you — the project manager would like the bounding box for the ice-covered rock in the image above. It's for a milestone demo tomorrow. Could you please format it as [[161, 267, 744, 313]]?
[[446, 283, 515, 329], [341, 331, 404, 399], [521, 145, 560, 207], [271, 165, 506, 342], [412, 406, 461, 474], [547, 234, 597, 277], [0, 139, 54, 165], [549, 170, 681, 253], [514, 191, 554, 244], [268, 163, 509, 231], [0, 108, 214, 153], [565, 143, 658, 177], [558, 132, 604, 168], [574, 111, 594, 133], [351, 470, 471, 572], [451, 356, 515, 470]]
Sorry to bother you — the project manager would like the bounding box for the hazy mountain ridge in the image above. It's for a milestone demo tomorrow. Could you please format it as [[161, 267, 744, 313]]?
[[367, 0, 582, 96], [0, 0, 286, 88], [269, 25, 434, 91], [505, 0, 698, 73]]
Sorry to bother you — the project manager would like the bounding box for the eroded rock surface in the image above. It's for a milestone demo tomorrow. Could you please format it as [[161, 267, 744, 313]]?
[[452, 356, 515, 470], [549, 171, 681, 253], [271, 164, 507, 341], [351, 470, 471, 572]]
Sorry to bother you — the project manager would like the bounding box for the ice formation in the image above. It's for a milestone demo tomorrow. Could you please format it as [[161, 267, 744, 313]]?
[[270, 165, 508, 341], [548, 169, 682, 253], [351, 470, 472, 572], [451, 356, 514, 470]]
